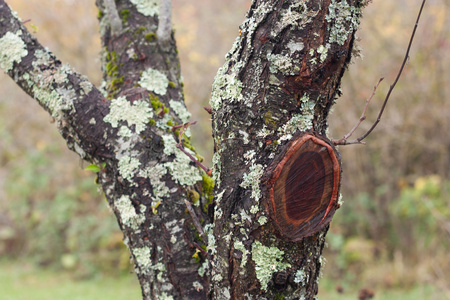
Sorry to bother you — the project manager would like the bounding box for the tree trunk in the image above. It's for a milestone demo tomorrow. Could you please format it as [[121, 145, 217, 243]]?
[[210, 1, 365, 298], [0, 0, 368, 299]]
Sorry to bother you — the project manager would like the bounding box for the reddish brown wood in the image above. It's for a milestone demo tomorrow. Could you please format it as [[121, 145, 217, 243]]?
[[267, 133, 341, 241]]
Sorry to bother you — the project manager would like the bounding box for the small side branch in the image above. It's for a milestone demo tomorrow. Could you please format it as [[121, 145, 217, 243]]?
[[185, 200, 211, 261], [157, 0, 172, 48], [176, 144, 212, 176], [184, 200, 208, 244], [203, 106, 212, 115], [333, 78, 383, 145], [173, 121, 197, 142], [0, 1, 111, 160], [334, 0, 427, 146], [173, 121, 213, 176], [104, 0, 122, 35]]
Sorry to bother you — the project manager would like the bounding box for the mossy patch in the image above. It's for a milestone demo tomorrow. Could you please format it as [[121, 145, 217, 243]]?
[[263, 111, 277, 130], [202, 173, 215, 208], [149, 93, 162, 110], [187, 190, 200, 205], [135, 26, 146, 35], [145, 33, 157, 42], [120, 9, 130, 23], [104, 48, 123, 99], [110, 76, 124, 91]]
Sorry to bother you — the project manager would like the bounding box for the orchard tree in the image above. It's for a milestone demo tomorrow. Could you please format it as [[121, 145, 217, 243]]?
[[0, 0, 425, 299]]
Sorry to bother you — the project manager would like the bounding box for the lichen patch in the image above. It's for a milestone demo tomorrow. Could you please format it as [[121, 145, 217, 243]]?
[[209, 67, 244, 110], [160, 134, 202, 186], [169, 99, 191, 123], [103, 96, 153, 134], [130, 0, 159, 17], [279, 94, 315, 140], [139, 68, 169, 96], [326, 0, 361, 45], [118, 155, 141, 182], [115, 195, 146, 230], [133, 246, 152, 272], [139, 164, 169, 205], [240, 163, 264, 200], [0, 31, 28, 72], [251, 241, 291, 291], [268, 53, 300, 75]]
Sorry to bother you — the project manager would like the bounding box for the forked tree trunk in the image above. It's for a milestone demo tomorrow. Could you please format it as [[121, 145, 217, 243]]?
[[0, 0, 368, 299]]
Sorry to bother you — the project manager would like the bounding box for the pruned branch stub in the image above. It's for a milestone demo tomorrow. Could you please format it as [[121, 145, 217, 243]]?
[[265, 133, 342, 241]]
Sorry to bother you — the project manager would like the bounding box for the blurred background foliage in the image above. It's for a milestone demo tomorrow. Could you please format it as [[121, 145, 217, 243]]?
[[0, 0, 448, 299]]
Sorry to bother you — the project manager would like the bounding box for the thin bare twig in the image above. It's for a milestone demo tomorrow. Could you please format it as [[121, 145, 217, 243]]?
[[184, 200, 208, 243], [333, 78, 383, 145], [335, 0, 427, 146], [176, 143, 212, 175], [172, 121, 197, 142], [173, 121, 213, 176], [203, 106, 212, 114]]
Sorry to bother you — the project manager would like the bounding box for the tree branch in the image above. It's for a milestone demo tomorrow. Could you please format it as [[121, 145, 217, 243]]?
[[341, 0, 427, 145], [2, 1, 211, 298], [104, 0, 123, 35], [157, 0, 172, 49], [333, 77, 383, 145], [0, 0, 112, 162]]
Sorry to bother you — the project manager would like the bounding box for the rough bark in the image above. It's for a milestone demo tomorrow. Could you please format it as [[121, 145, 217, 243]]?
[[1, 0, 209, 298], [0, 0, 368, 299], [209, 0, 366, 298]]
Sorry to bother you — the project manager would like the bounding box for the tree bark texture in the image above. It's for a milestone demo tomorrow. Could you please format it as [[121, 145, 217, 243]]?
[[210, 0, 365, 298], [0, 0, 368, 299]]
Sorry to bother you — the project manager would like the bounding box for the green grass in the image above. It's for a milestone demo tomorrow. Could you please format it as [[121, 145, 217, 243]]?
[[0, 261, 142, 300], [0, 260, 443, 300]]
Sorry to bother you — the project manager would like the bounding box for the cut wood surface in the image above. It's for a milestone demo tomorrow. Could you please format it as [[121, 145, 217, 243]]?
[[267, 133, 341, 241]]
